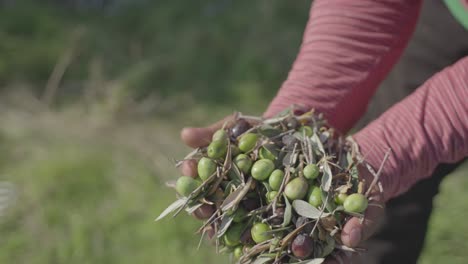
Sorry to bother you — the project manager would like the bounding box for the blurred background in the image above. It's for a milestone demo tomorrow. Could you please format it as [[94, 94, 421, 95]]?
[[0, 0, 466, 263]]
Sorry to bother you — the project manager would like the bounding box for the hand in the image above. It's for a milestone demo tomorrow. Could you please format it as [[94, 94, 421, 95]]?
[[179, 115, 385, 263]]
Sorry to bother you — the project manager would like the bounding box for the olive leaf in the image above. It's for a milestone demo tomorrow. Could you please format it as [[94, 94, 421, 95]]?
[[221, 177, 253, 212], [282, 194, 292, 227], [311, 133, 325, 154], [292, 200, 330, 219], [228, 165, 244, 184], [185, 203, 204, 214], [320, 160, 332, 192], [251, 257, 273, 264], [319, 235, 335, 257], [217, 214, 234, 238], [291, 258, 325, 264], [155, 198, 188, 221]]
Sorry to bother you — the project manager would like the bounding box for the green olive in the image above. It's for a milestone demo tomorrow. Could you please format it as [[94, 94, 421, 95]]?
[[212, 129, 228, 142], [307, 186, 323, 207], [232, 207, 248, 223], [175, 176, 201, 197], [343, 193, 368, 213], [223, 223, 244, 247], [238, 133, 258, 153], [266, 191, 278, 203], [207, 139, 227, 159], [334, 193, 348, 205], [230, 145, 241, 157], [197, 157, 217, 181], [284, 177, 309, 201], [251, 222, 273, 244], [234, 154, 253, 174], [233, 246, 243, 259], [298, 126, 313, 137], [268, 169, 285, 191], [259, 146, 278, 161], [251, 159, 275, 181], [303, 164, 319, 180]]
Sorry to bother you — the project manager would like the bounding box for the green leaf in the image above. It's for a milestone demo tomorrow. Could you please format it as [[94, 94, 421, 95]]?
[[282, 193, 292, 227], [221, 177, 253, 212], [311, 133, 325, 154], [291, 258, 325, 264], [321, 161, 332, 192], [292, 200, 330, 219], [217, 214, 234, 238], [252, 257, 273, 264], [155, 198, 188, 221]]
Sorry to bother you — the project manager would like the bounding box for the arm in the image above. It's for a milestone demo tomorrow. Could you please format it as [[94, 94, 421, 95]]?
[[354, 57, 468, 201], [265, 0, 423, 133]]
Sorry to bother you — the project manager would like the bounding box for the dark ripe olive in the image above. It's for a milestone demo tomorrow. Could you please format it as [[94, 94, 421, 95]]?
[[291, 233, 314, 259], [242, 198, 260, 211], [343, 193, 368, 213], [192, 204, 215, 220], [234, 154, 253, 174], [240, 227, 254, 244], [223, 223, 244, 247], [175, 176, 201, 197], [266, 191, 278, 203], [284, 177, 309, 201], [238, 133, 258, 153], [230, 119, 251, 138], [334, 193, 348, 205], [251, 222, 273, 244], [298, 126, 313, 137], [269, 207, 285, 225], [303, 164, 319, 180], [197, 157, 217, 181], [308, 186, 323, 207], [259, 146, 278, 161], [232, 207, 248, 223], [251, 159, 275, 181], [268, 169, 285, 191], [284, 117, 298, 129], [207, 139, 227, 159], [233, 245, 243, 259], [212, 129, 228, 142]]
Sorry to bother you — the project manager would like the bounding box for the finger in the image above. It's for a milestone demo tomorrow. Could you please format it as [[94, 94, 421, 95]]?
[[180, 159, 198, 178], [180, 114, 235, 148], [341, 193, 385, 248]]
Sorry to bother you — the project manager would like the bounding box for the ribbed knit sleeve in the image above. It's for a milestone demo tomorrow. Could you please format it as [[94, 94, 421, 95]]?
[[265, 0, 423, 133], [354, 57, 468, 201]]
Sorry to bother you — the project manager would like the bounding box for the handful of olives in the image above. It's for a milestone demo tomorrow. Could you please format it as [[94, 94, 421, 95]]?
[[157, 108, 376, 264]]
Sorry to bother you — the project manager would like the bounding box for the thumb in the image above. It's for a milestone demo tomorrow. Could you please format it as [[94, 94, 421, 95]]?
[[180, 114, 235, 148], [340, 192, 385, 248]]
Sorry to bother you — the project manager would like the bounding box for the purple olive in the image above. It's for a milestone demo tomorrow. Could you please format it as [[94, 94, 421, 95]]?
[[230, 119, 251, 138], [291, 233, 313, 259], [192, 204, 215, 220]]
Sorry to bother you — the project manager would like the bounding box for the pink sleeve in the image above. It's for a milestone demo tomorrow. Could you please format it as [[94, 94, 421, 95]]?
[[354, 57, 468, 201], [264, 0, 423, 133]]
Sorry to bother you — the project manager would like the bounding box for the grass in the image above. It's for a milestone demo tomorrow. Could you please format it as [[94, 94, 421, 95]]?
[[0, 106, 231, 264]]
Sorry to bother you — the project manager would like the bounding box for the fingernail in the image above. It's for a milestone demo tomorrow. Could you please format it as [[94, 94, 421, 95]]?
[[349, 228, 361, 247]]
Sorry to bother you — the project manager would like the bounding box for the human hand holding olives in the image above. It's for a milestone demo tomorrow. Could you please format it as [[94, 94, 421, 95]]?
[[179, 114, 386, 263]]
